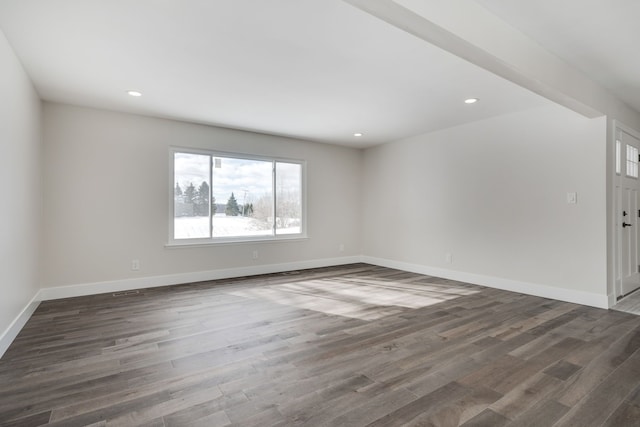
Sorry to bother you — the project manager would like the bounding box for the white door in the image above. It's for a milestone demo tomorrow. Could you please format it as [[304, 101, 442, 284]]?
[[618, 129, 640, 296]]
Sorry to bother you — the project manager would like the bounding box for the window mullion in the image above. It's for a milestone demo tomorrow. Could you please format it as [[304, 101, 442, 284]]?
[[272, 161, 277, 236], [209, 156, 213, 238]]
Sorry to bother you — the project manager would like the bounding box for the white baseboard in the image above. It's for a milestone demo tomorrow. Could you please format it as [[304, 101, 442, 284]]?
[[0, 294, 40, 359], [37, 256, 364, 301], [3, 255, 611, 359], [38, 254, 611, 307], [362, 256, 610, 309]]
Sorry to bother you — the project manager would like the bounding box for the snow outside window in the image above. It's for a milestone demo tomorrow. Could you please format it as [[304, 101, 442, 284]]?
[[172, 149, 304, 243]]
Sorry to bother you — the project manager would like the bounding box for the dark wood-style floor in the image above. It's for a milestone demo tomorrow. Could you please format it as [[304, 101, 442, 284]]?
[[2, 264, 640, 427]]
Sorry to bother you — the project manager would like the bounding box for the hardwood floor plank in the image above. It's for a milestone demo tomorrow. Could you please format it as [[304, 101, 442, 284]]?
[[460, 408, 510, 427], [408, 384, 502, 426], [543, 360, 581, 381], [489, 373, 561, 420], [180, 410, 231, 427], [0, 410, 52, 427], [554, 348, 640, 426], [602, 402, 640, 427], [508, 399, 570, 427], [1, 263, 640, 426], [553, 326, 640, 407]]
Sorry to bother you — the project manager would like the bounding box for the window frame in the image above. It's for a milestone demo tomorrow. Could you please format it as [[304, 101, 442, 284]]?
[[168, 146, 307, 246], [626, 144, 639, 179]]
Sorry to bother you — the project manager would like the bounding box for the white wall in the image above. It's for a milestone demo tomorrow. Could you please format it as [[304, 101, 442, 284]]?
[[362, 104, 608, 304], [0, 30, 42, 353], [354, 0, 640, 303], [42, 103, 362, 290]]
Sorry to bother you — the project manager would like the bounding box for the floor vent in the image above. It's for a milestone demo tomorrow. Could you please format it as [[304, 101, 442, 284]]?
[[112, 290, 140, 297]]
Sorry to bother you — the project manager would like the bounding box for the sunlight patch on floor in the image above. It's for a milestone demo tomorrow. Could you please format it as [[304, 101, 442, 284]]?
[[230, 277, 479, 320]]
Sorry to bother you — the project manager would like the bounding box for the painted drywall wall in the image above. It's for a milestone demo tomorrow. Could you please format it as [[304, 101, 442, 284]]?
[[362, 104, 607, 299], [42, 103, 362, 289], [369, 0, 640, 302], [0, 30, 42, 348]]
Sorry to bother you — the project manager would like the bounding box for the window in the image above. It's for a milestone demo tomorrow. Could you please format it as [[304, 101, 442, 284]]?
[[171, 149, 304, 243], [627, 144, 638, 178], [616, 139, 621, 175]]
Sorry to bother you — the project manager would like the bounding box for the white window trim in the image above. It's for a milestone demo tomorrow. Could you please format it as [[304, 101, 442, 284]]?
[[167, 146, 307, 246]]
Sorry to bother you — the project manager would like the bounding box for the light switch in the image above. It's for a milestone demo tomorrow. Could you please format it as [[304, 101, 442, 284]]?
[[567, 192, 577, 204]]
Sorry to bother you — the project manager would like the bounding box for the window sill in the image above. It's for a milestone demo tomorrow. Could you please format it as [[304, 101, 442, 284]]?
[[165, 235, 309, 248]]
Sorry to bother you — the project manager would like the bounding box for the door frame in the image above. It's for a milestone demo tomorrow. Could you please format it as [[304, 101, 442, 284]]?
[[613, 120, 640, 301]]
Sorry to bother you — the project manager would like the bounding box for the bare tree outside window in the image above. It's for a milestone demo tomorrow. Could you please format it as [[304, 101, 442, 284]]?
[[276, 162, 302, 234]]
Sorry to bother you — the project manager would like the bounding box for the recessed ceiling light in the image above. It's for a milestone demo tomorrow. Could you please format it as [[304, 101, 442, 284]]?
[[464, 98, 478, 104], [354, 133, 363, 137], [127, 90, 142, 97]]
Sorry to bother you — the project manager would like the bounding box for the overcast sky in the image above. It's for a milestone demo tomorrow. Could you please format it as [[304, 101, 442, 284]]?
[[174, 153, 300, 204]]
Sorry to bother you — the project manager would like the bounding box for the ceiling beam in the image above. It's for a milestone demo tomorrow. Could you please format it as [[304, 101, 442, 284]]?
[[343, 0, 605, 118]]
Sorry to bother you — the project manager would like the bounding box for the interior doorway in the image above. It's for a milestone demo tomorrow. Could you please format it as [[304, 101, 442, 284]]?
[[615, 125, 640, 300]]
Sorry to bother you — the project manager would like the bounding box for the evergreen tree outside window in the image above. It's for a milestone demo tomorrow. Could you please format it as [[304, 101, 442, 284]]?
[[171, 149, 304, 242], [225, 193, 240, 216]]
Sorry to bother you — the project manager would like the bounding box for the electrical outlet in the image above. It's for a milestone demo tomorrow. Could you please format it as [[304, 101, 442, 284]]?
[[567, 192, 577, 204], [445, 253, 453, 264], [339, 244, 345, 252], [131, 259, 140, 271], [252, 250, 259, 260]]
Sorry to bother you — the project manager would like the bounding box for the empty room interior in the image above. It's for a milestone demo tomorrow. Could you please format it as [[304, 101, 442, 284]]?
[[3, 0, 640, 426]]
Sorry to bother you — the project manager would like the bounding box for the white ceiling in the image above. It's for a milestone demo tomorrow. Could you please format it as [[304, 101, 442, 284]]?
[[476, 0, 640, 114], [5, 1, 639, 147], [0, 0, 552, 147]]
